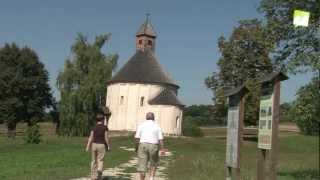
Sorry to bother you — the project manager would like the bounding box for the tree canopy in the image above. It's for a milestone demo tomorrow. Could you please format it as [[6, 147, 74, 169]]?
[[0, 43, 53, 137], [259, 0, 320, 74], [206, 20, 274, 125], [290, 77, 319, 135], [57, 33, 118, 136]]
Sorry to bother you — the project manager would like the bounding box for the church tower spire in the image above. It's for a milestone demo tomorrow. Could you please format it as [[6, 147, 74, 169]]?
[[136, 14, 157, 52]]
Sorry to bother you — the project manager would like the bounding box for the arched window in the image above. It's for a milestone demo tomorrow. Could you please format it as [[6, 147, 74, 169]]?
[[138, 39, 143, 45], [148, 40, 152, 45], [176, 116, 180, 128], [140, 97, 145, 107]]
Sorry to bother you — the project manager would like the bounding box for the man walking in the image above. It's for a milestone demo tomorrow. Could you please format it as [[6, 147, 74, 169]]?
[[86, 112, 111, 180], [135, 112, 165, 180]]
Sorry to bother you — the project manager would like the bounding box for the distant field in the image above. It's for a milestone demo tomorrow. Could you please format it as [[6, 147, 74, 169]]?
[[200, 122, 300, 137], [0, 122, 56, 137]]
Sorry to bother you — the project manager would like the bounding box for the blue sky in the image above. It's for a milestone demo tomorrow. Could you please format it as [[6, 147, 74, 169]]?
[[0, 0, 313, 105]]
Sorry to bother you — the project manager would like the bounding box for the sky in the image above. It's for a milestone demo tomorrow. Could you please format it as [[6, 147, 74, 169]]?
[[0, 0, 314, 106]]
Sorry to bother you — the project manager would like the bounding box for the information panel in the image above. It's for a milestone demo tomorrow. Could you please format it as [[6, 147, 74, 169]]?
[[226, 96, 240, 168], [258, 93, 273, 149]]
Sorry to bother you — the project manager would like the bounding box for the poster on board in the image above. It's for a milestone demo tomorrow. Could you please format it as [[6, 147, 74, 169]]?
[[258, 93, 273, 149], [226, 96, 240, 168]]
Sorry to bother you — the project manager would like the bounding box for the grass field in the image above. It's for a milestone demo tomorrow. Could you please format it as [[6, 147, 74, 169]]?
[[166, 135, 319, 180], [0, 124, 318, 180], [0, 136, 135, 180]]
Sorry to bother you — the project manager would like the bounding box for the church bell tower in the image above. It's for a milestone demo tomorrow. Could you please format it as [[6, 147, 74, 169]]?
[[136, 14, 157, 52]]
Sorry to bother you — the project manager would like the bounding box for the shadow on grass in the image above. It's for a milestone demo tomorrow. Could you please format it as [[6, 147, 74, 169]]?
[[243, 136, 258, 142], [278, 169, 319, 179], [102, 176, 131, 180]]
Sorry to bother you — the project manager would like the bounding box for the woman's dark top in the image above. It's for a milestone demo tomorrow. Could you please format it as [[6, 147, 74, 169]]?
[[92, 124, 108, 144]]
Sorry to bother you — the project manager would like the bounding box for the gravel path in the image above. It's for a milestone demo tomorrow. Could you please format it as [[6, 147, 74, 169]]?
[[72, 146, 172, 180]]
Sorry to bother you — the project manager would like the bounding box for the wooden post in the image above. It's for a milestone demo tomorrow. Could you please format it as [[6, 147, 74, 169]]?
[[270, 81, 280, 179], [257, 149, 267, 180], [257, 71, 288, 180], [236, 95, 245, 180], [225, 86, 248, 180], [226, 166, 232, 180]]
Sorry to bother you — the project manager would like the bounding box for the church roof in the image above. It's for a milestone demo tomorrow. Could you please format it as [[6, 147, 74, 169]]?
[[149, 88, 184, 107], [108, 50, 178, 88], [136, 16, 157, 37]]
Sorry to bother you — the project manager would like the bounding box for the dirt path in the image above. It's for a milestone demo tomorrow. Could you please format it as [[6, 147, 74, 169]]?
[[73, 146, 172, 180]]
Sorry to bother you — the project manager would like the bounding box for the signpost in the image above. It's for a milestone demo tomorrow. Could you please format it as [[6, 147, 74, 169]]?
[[257, 71, 288, 180], [225, 86, 248, 180], [293, 10, 310, 27]]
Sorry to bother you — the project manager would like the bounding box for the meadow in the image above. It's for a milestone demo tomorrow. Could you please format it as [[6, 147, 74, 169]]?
[[0, 123, 318, 180]]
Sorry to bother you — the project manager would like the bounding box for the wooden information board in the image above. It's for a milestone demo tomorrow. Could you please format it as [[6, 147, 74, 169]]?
[[226, 96, 240, 168], [258, 88, 274, 150], [224, 86, 248, 180]]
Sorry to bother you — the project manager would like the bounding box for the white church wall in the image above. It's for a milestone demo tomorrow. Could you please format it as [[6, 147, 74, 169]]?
[[106, 82, 183, 135]]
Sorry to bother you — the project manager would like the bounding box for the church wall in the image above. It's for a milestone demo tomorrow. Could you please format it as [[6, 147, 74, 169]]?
[[106, 83, 183, 135]]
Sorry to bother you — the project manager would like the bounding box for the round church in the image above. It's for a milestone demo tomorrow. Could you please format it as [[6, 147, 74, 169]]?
[[106, 17, 184, 135]]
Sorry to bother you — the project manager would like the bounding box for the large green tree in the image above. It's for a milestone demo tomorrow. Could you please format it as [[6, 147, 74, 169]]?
[[259, 0, 319, 134], [259, 0, 320, 75], [0, 43, 53, 138], [290, 77, 319, 135], [206, 20, 274, 125], [57, 33, 117, 136]]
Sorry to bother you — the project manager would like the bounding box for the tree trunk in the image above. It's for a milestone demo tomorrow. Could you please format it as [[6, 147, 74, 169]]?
[[7, 123, 17, 139]]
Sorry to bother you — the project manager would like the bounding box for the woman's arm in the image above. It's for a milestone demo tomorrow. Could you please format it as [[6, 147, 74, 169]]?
[[105, 131, 110, 151], [86, 131, 94, 152]]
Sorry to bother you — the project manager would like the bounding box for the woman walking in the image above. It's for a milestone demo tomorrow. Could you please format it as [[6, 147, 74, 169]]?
[[86, 111, 111, 180]]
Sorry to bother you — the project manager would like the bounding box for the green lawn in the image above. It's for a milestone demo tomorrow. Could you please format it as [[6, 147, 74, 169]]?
[[0, 136, 135, 180], [166, 135, 319, 180], [0, 134, 318, 180]]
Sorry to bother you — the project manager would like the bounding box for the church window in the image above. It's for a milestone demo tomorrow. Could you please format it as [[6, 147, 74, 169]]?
[[176, 116, 180, 128], [138, 39, 142, 45], [120, 96, 124, 105], [148, 40, 152, 45], [140, 97, 145, 106]]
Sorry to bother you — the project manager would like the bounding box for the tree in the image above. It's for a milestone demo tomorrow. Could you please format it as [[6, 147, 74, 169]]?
[[259, 0, 319, 134], [57, 33, 118, 136], [259, 0, 320, 75], [0, 43, 53, 138], [290, 77, 319, 135], [184, 105, 226, 126], [279, 102, 293, 122], [206, 19, 274, 125]]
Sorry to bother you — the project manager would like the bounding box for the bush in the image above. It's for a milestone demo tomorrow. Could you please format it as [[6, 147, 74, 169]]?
[[24, 123, 42, 144], [291, 78, 319, 136], [182, 116, 204, 137], [184, 105, 227, 126]]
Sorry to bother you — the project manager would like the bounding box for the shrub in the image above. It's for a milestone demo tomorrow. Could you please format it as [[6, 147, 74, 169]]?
[[291, 78, 319, 136], [24, 123, 42, 144], [182, 116, 204, 137]]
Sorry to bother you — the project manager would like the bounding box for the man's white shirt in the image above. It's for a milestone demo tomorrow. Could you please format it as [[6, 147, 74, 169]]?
[[135, 120, 164, 144]]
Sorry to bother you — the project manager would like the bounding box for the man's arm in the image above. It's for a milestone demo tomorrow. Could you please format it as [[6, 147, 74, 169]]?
[[135, 138, 140, 153], [134, 126, 141, 153], [159, 139, 164, 150], [105, 131, 110, 151], [158, 128, 165, 154], [86, 131, 94, 152]]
